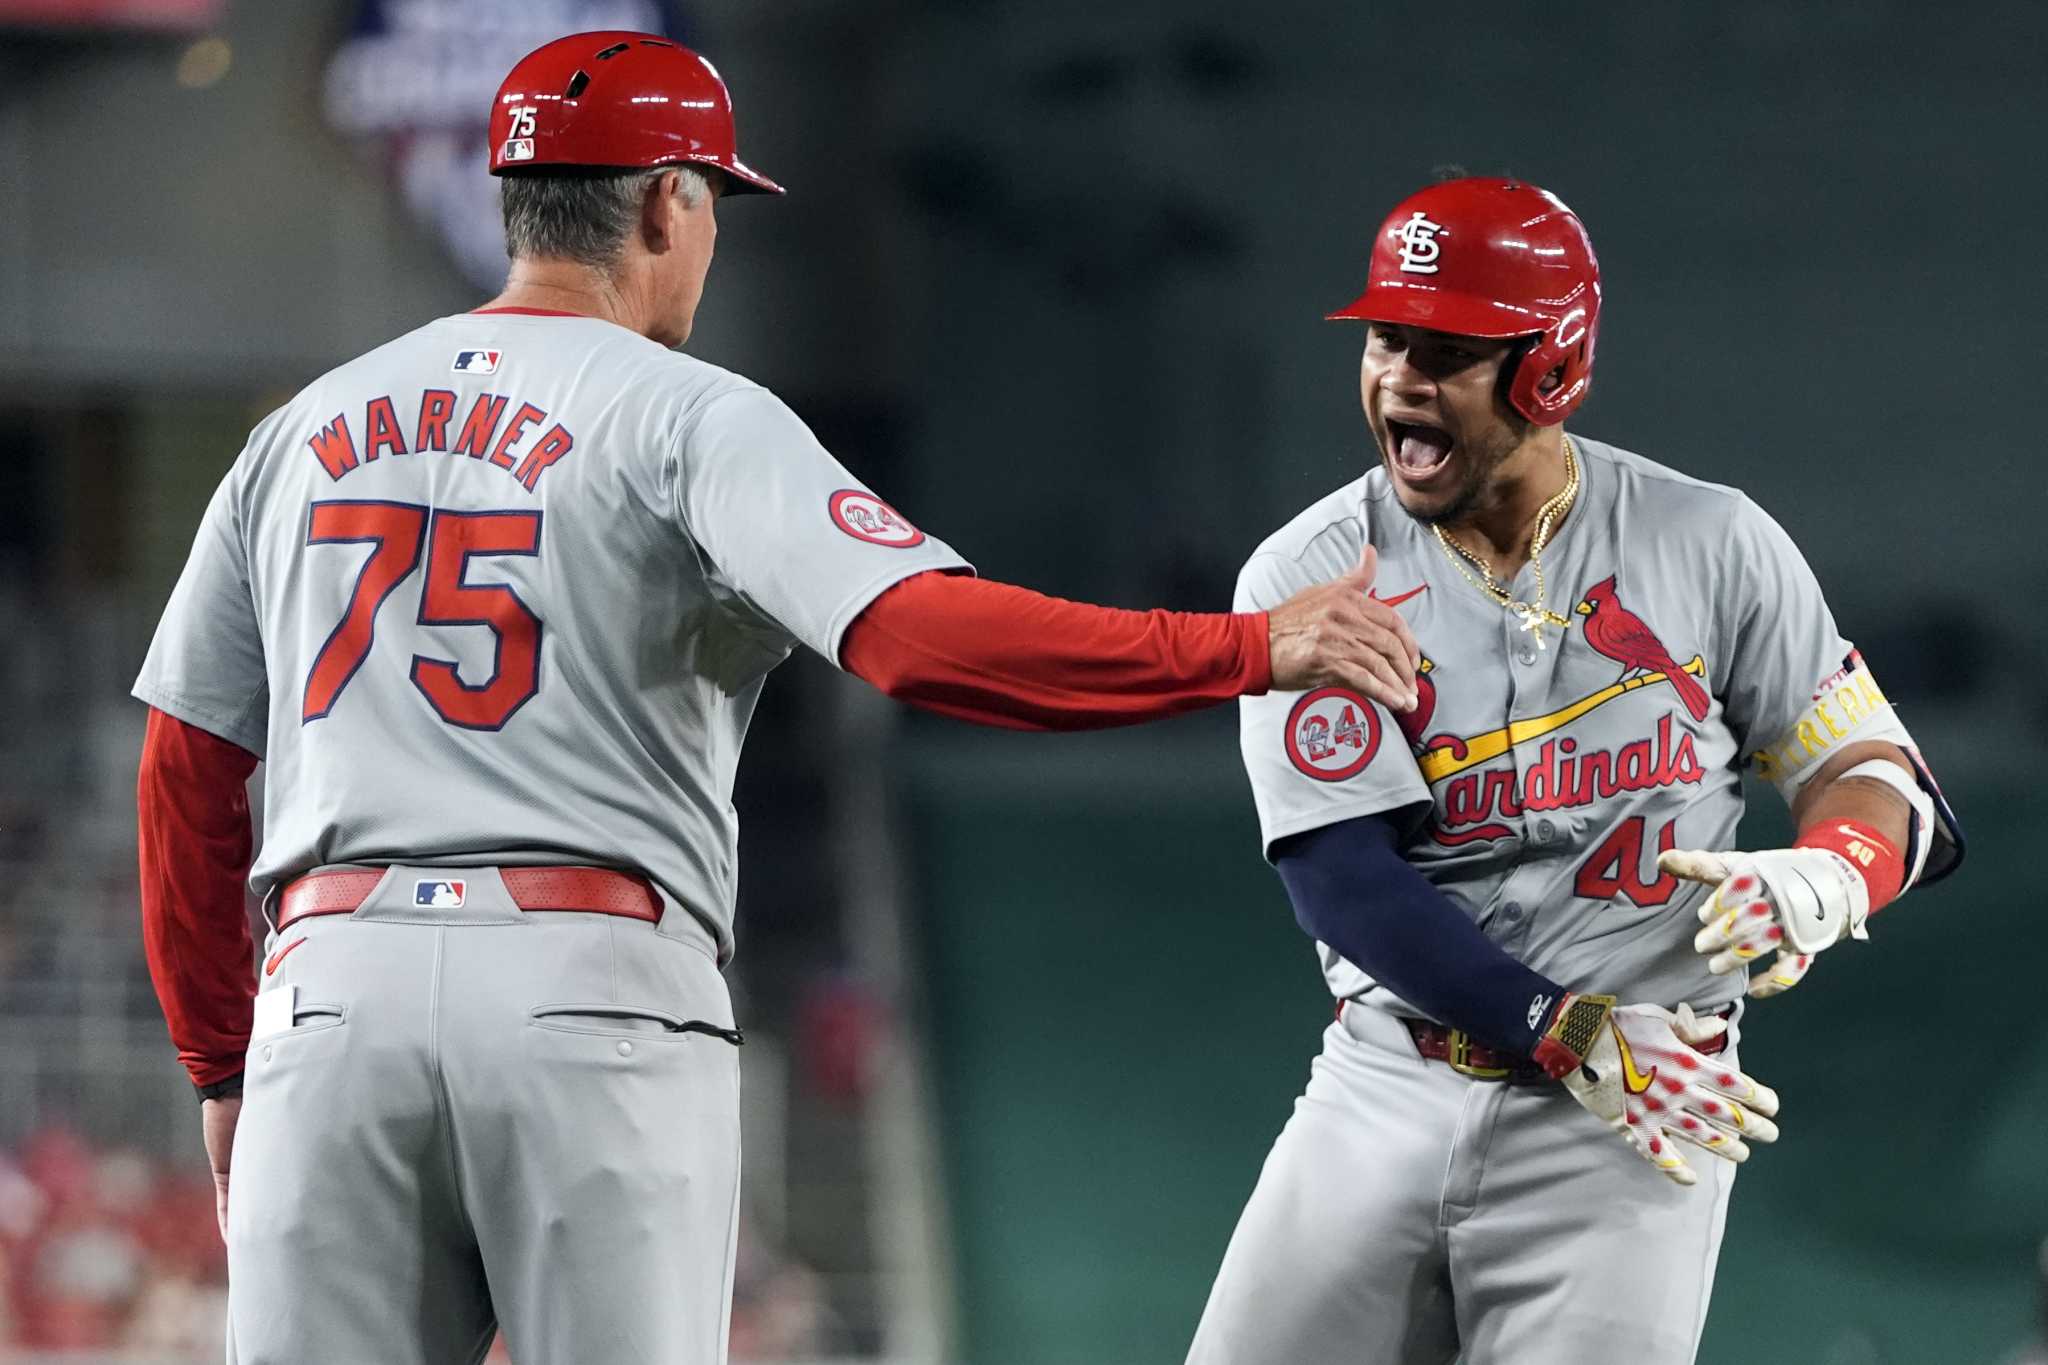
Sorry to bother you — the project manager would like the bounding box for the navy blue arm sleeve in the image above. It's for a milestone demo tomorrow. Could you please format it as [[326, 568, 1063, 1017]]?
[[1275, 813, 1566, 1055]]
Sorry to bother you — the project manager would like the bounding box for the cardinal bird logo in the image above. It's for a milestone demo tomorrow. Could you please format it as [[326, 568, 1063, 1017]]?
[[1574, 575, 1712, 722], [1395, 657, 1469, 759], [1396, 658, 1437, 749]]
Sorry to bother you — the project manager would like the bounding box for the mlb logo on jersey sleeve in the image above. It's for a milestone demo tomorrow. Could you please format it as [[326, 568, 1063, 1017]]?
[[452, 349, 502, 374], [414, 879, 467, 908]]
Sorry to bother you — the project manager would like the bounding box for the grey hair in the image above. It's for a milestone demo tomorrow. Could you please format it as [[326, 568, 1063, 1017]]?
[[500, 165, 710, 271]]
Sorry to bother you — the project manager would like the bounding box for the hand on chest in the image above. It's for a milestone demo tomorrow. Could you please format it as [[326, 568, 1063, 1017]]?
[[1394, 567, 1717, 844]]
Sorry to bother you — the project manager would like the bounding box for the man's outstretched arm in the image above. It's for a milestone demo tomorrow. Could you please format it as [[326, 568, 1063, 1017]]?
[[840, 548, 1420, 731]]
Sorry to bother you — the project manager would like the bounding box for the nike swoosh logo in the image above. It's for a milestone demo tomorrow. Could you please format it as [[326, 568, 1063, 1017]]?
[[1788, 866, 1829, 922], [1371, 585, 1427, 608], [1618, 1033, 1658, 1095], [264, 936, 307, 976]]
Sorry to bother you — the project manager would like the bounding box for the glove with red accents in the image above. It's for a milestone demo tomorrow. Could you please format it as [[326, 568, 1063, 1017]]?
[[1532, 994, 1781, 1187], [1659, 821, 1906, 1000]]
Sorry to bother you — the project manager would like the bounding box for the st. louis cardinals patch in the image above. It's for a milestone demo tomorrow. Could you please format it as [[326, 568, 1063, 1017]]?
[[829, 489, 926, 547], [1286, 687, 1382, 781]]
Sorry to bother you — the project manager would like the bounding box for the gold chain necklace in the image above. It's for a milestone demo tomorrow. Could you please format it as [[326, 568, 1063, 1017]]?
[[1430, 436, 1581, 650]]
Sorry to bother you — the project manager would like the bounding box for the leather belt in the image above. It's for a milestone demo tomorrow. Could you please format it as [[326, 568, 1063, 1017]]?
[[1401, 1014, 1727, 1084], [278, 866, 662, 930]]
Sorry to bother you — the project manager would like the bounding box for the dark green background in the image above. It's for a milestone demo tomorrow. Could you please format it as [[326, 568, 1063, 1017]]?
[[908, 726, 2036, 1365]]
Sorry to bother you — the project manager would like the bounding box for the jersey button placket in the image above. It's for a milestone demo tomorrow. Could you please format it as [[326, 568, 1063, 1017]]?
[[1499, 612, 1551, 949], [1489, 896, 1533, 949]]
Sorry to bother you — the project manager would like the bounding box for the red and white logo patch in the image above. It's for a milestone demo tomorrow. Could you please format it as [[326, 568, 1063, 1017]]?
[[1286, 687, 1382, 782], [829, 489, 926, 548], [414, 879, 467, 908]]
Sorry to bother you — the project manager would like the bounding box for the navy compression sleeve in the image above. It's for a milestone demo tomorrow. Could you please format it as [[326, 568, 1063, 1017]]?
[[1275, 814, 1567, 1054]]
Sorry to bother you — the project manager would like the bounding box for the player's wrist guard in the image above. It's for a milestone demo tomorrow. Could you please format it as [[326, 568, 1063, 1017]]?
[[195, 1071, 245, 1104], [1793, 819, 1905, 917], [1826, 757, 1939, 892], [1530, 992, 1616, 1080]]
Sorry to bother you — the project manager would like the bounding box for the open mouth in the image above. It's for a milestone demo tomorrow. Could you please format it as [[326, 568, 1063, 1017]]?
[[1386, 418, 1455, 479]]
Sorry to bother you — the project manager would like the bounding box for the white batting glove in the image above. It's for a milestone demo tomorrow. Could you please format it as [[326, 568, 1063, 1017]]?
[[1540, 995, 1781, 1187], [1659, 847, 1871, 999], [1740, 946, 1817, 999]]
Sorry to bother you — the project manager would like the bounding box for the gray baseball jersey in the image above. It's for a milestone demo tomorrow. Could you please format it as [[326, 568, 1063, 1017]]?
[[134, 310, 968, 958], [1187, 434, 1910, 1365], [1235, 434, 1884, 1018]]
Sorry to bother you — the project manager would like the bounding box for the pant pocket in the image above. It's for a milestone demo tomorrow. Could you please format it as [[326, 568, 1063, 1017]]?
[[281, 1003, 347, 1035], [528, 1003, 743, 1045]]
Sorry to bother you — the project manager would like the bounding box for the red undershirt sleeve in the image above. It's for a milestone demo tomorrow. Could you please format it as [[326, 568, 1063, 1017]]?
[[839, 571, 1271, 731], [137, 706, 261, 1088]]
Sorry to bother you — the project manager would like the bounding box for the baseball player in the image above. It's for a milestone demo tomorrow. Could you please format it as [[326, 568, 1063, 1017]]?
[[1184, 178, 1963, 1364], [132, 33, 1426, 1365]]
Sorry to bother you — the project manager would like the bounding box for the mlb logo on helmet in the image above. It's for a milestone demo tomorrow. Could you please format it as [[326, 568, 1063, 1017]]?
[[414, 879, 467, 908], [501, 138, 535, 163], [452, 349, 502, 374]]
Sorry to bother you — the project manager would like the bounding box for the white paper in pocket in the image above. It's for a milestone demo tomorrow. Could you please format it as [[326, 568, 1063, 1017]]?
[[252, 985, 296, 1041]]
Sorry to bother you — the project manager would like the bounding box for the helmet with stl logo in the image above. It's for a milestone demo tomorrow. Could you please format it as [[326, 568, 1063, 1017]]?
[[1327, 178, 1600, 425], [488, 31, 783, 195]]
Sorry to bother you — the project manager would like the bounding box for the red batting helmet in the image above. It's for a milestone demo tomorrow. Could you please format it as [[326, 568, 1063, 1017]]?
[[488, 31, 783, 195], [1328, 178, 1600, 425]]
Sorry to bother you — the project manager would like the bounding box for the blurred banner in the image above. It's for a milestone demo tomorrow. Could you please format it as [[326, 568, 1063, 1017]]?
[[0, 0, 221, 30], [322, 0, 670, 289]]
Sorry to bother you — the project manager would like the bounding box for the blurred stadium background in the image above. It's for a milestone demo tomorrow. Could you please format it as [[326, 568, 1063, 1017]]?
[[0, 0, 2043, 1362]]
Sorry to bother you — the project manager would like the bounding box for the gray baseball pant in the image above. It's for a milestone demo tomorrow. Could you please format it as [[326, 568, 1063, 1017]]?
[[224, 868, 742, 1365], [1185, 1002, 1736, 1365]]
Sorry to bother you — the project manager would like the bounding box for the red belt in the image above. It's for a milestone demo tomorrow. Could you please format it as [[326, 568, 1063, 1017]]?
[[1401, 1015, 1727, 1084], [278, 866, 662, 930]]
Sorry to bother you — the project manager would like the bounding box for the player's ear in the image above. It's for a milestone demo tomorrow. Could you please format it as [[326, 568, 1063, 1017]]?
[[640, 170, 680, 254]]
